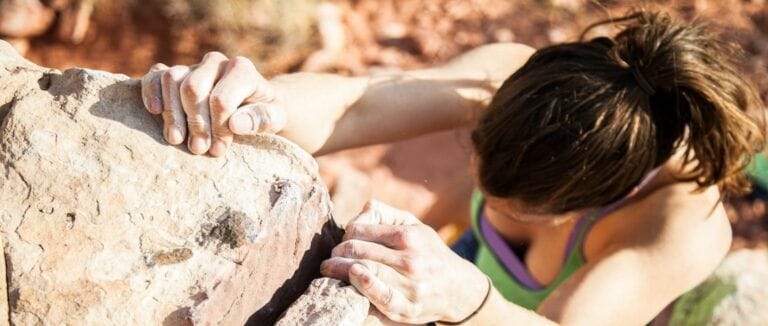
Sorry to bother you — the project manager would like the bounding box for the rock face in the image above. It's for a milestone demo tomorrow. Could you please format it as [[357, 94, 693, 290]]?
[[276, 277, 370, 326], [0, 40, 342, 324]]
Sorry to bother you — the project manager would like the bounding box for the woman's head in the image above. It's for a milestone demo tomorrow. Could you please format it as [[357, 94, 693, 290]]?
[[471, 11, 765, 215]]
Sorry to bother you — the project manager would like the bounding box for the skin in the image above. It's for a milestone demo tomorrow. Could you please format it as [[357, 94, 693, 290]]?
[[141, 43, 732, 325]]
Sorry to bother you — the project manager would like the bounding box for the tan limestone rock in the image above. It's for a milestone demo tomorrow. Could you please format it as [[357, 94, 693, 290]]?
[[276, 277, 370, 326], [0, 40, 342, 325]]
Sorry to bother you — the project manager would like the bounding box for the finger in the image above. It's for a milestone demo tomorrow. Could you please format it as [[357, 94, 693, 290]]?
[[141, 64, 167, 114], [332, 239, 405, 268], [160, 65, 190, 145], [320, 256, 357, 282], [349, 200, 422, 226], [344, 223, 419, 250], [349, 262, 414, 322], [208, 56, 262, 156], [228, 102, 286, 135], [180, 51, 228, 155]]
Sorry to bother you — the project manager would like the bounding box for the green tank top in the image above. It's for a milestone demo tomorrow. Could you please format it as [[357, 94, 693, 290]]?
[[470, 190, 600, 310]]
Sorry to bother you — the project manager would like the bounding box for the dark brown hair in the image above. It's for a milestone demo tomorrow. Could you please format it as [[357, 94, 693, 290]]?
[[471, 11, 765, 214]]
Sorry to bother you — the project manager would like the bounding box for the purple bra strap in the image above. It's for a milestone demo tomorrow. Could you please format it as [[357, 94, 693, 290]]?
[[563, 167, 661, 256], [480, 167, 661, 291], [479, 211, 545, 290]]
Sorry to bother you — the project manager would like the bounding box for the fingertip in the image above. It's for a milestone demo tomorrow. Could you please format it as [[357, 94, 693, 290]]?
[[188, 136, 210, 155], [166, 127, 184, 145], [209, 140, 228, 157]]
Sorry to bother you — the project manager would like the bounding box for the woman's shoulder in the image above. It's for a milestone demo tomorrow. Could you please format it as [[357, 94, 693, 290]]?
[[587, 182, 731, 280]]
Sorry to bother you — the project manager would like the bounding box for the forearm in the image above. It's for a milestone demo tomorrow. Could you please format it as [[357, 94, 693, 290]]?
[[274, 43, 535, 156], [273, 69, 486, 156]]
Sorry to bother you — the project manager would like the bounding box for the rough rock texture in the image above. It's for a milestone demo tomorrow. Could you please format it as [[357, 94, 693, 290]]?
[[276, 277, 369, 326], [0, 40, 343, 325], [664, 249, 768, 326], [708, 249, 768, 325]]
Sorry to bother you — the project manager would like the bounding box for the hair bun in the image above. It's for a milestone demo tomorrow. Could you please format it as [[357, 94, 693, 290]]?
[[606, 11, 764, 194]]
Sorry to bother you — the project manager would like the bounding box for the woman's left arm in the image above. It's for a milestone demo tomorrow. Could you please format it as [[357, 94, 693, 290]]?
[[322, 184, 731, 325]]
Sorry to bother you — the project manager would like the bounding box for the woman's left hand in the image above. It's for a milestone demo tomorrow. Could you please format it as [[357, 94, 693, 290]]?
[[321, 201, 489, 324]]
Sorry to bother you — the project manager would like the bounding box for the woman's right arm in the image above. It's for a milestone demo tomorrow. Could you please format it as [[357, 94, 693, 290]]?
[[141, 42, 534, 156]]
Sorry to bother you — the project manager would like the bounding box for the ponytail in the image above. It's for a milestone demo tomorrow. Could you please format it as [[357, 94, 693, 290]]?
[[472, 11, 765, 213]]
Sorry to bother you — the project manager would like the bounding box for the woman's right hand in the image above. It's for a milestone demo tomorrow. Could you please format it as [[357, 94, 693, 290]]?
[[140, 52, 286, 157]]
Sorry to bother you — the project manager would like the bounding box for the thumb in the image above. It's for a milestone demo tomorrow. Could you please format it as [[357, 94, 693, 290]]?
[[228, 102, 286, 135]]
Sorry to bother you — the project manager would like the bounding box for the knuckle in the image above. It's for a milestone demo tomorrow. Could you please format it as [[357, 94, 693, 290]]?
[[230, 56, 255, 70], [208, 95, 229, 115], [186, 117, 209, 133], [344, 224, 359, 238], [394, 228, 416, 248], [180, 80, 202, 100], [399, 254, 419, 275], [161, 110, 177, 124], [341, 241, 359, 258], [166, 66, 188, 80], [411, 282, 428, 301], [203, 51, 227, 62], [330, 244, 343, 258], [254, 82, 276, 100], [150, 63, 167, 71], [161, 70, 180, 86], [211, 128, 232, 140]]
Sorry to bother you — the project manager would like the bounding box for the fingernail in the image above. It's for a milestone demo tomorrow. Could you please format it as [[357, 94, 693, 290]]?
[[167, 127, 183, 145], [151, 97, 162, 114], [189, 136, 208, 154], [210, 140, 227, 157], [230, 112, 255, 134]]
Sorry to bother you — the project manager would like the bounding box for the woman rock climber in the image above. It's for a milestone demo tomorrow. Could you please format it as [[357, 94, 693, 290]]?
[[140, 11, 765, 325]]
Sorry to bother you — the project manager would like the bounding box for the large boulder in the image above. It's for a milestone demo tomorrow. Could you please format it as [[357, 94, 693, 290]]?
[[0, 40, 342, 324]]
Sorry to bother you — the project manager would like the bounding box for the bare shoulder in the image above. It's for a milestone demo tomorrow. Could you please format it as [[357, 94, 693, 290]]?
[[591, 183, 731, 289]]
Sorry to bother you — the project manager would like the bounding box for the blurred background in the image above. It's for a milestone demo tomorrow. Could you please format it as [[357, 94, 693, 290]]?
[[1, 0, 766, 248]]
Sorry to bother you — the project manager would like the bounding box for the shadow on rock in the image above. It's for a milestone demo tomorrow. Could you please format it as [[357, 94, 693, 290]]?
[[246, 220, 344, 325]]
